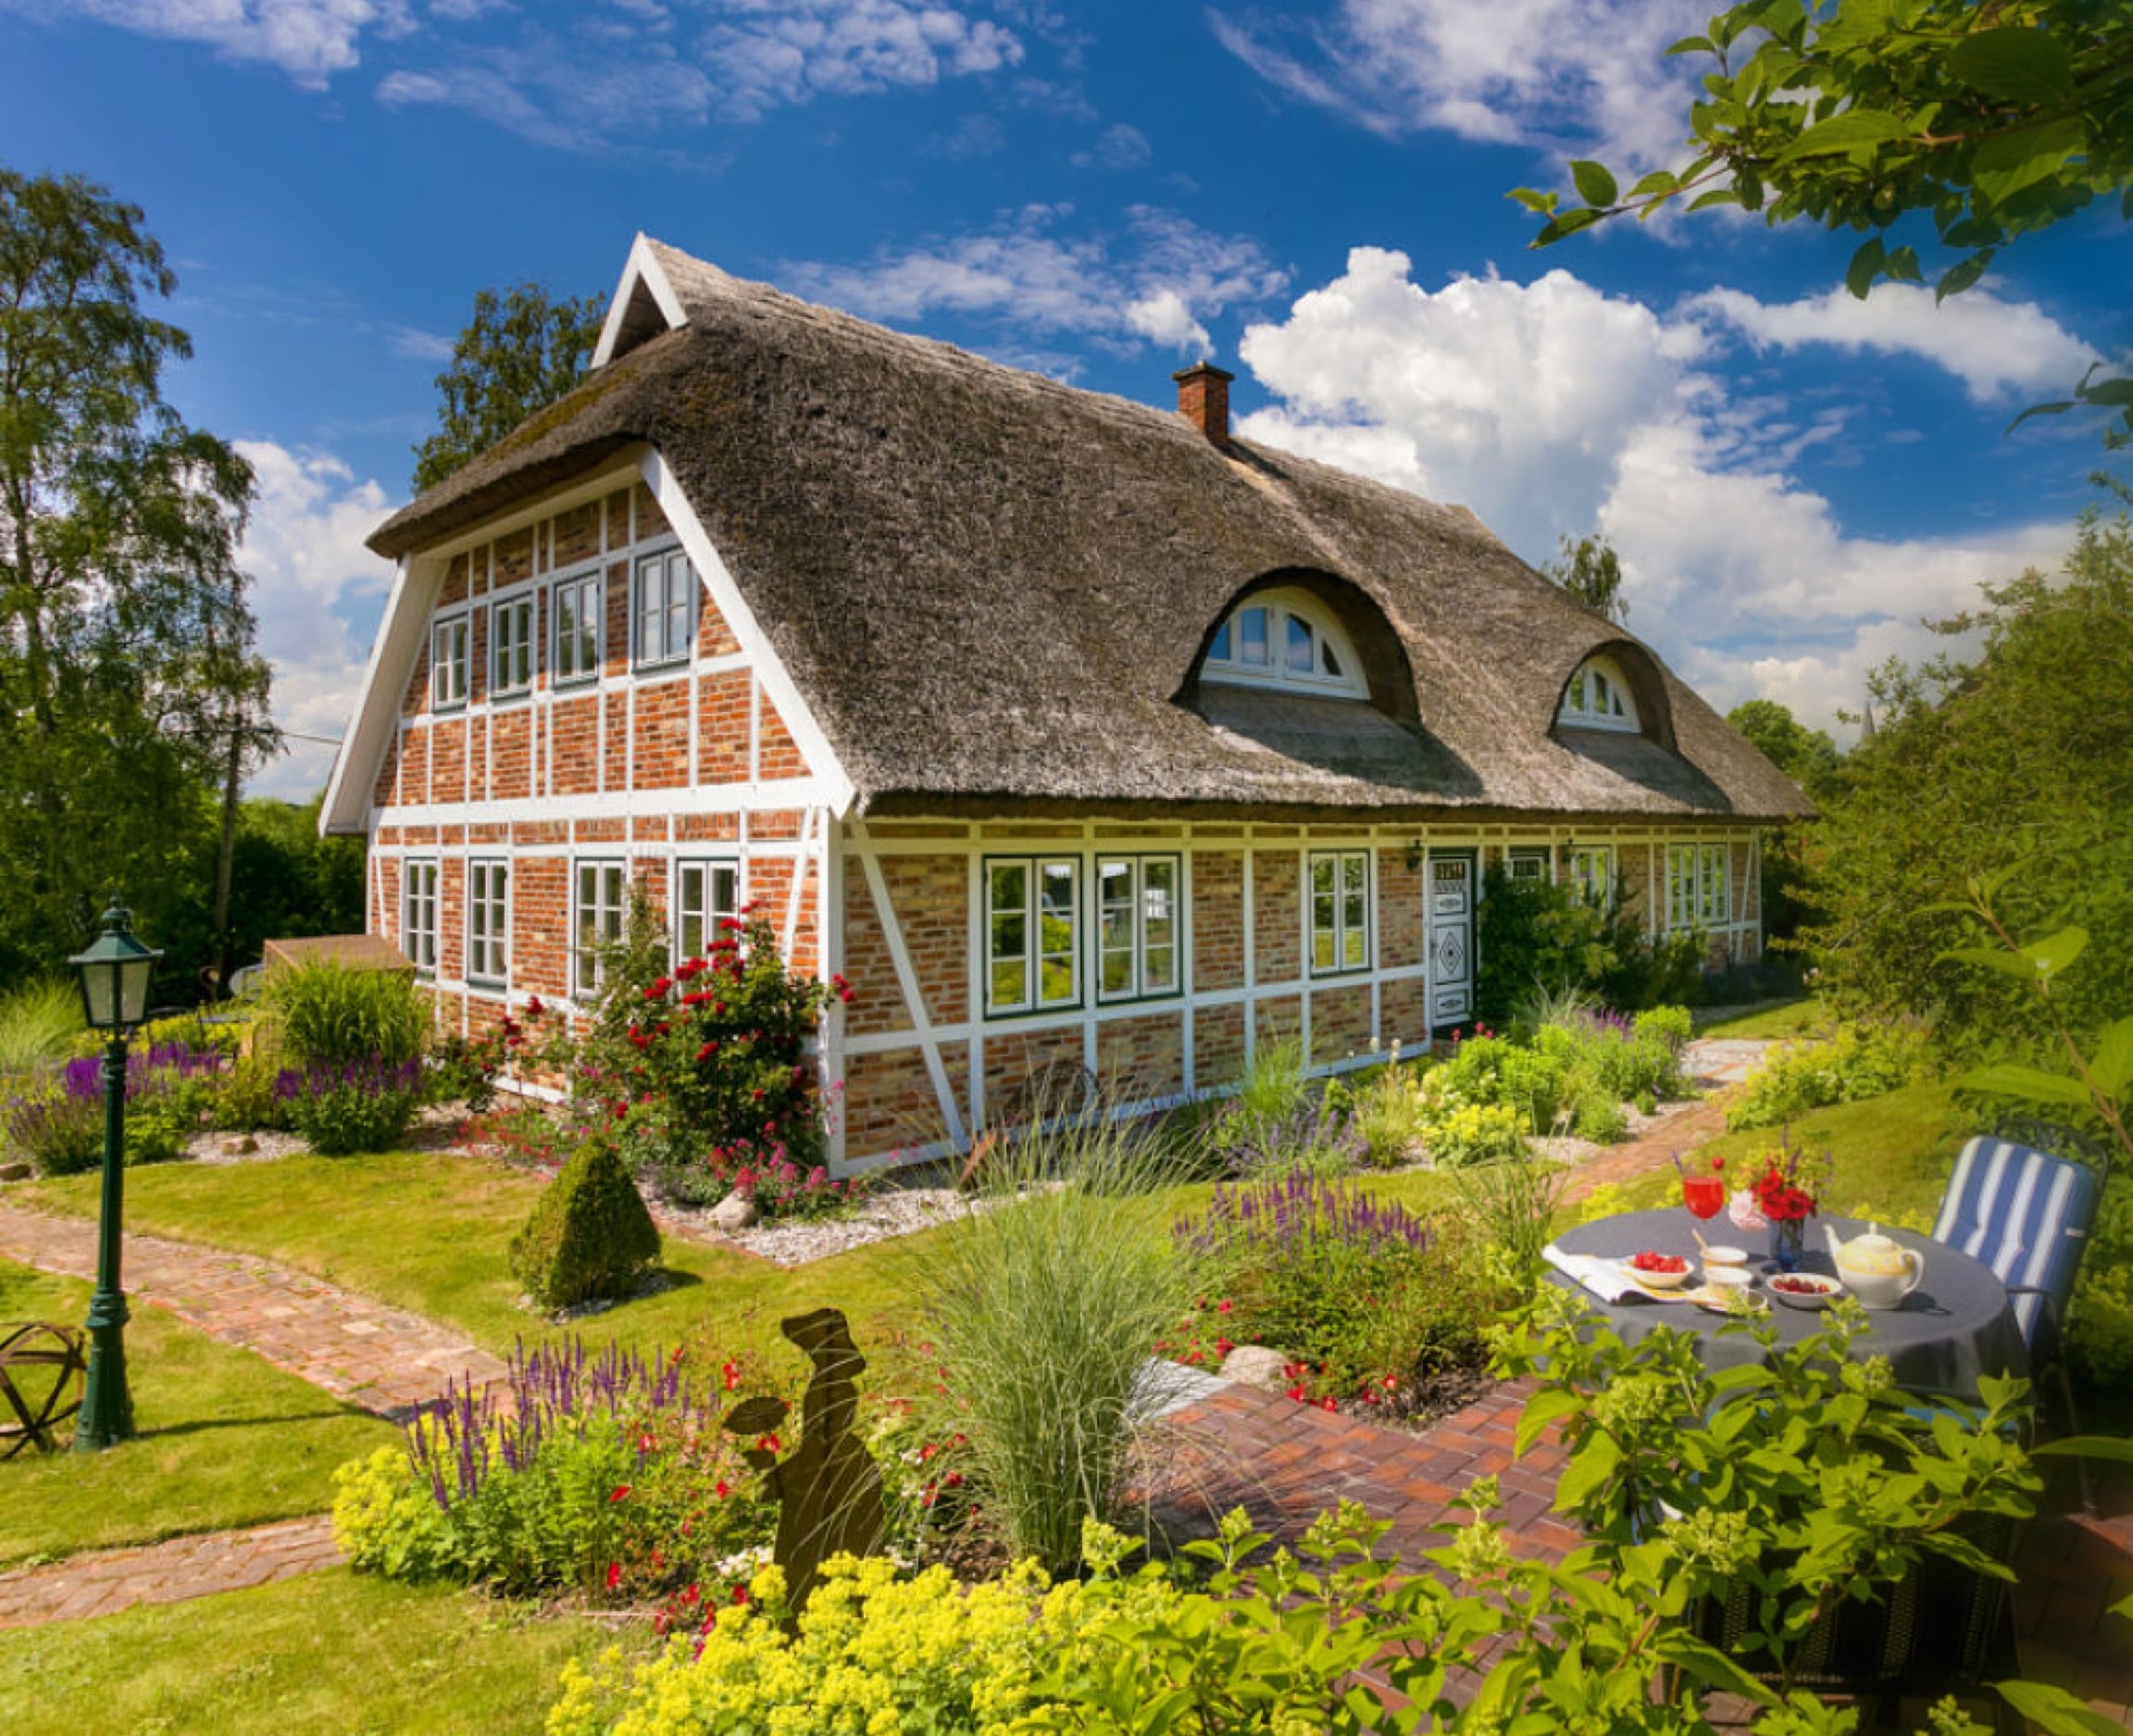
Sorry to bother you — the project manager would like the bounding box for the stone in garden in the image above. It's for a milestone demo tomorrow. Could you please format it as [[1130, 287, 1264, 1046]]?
[[0, 1162, 29, 1182], [219, 1135, 257, 1156], [711, 1192, 759, 1232], [1219, 1345, 1291, 1391]]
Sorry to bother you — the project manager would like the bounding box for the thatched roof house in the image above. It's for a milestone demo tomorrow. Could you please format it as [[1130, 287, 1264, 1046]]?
[[326, 235, 1806, 1165]]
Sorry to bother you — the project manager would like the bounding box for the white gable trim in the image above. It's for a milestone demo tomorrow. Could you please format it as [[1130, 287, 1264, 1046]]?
[[591, 233, 689, 370], [320, 552, 418, 835], [640, 446, 858, 818]]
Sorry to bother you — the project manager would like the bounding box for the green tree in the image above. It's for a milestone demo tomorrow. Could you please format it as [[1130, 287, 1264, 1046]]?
[[1515, 0, 2133, 440], [1540, 531, 1629, 624], [1797, 507, 2133, 1058], [0, 167, 266, 993], [1726, 698, 1841, 794], [411, 281, 603, 492]]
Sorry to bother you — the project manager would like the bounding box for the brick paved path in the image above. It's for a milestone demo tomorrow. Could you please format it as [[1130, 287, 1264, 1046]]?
[[0, 1205, 507, 1419], [0, 1517, 342, 1631], [1158, 1373, 2133, 1728]]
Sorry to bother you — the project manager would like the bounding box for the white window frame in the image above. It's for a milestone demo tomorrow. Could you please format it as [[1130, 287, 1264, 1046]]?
[[468, 858, 510, 988], [1665, 843, 1732, 932], [984, 856, 1080, 1018], [632, 545, 697, 671], [1506, 848, 1550, 884], [1202, 587, 1368, 699], [552, 569, 603, 688], [1569, 845, 1615, 906], [430, 613, 469, 710], [1558, 656, 1639, 732], [1094, 854, 1182, 1005], [490, 593, 535, 700], [1308, 848, 1372, 977], [673, 857, 739, 967], [402, 859, 439, 976], [573, 859, 628, 1000]]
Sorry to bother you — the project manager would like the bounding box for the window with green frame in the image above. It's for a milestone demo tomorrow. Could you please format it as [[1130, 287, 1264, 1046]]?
[[986, 857, 1079, 1016], [1309, 849, 1370, 975], [1665, 843, 1729, 931], [1096, 854, 1179, 1002]]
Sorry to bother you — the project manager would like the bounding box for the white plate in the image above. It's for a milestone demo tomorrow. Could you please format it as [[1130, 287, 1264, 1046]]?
[[1701, 1244, 1750, 1266]]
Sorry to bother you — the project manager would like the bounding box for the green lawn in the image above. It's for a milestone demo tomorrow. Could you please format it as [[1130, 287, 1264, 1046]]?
[[0, 1568, 645, 1736], [19, 1152, 919, 1376], [1693, 996, 1834, 1042], [0, 1260, 393, 1567]]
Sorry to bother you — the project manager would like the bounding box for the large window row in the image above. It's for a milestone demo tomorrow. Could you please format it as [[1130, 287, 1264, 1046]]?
[[1665, 843, 1731, 931], [428, 545, 697, 711]]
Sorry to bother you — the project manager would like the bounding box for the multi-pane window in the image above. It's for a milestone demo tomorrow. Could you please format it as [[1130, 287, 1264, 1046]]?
[[468, 860, 509, 985], [1569, 845, 1614, 905], [1096, 855, 1179, 1002], [985, 858, 1079, 1017], [553, 572, 602, 686], [674, 859, 739, 965], [1558, 656, 1638, 731], [430, 615, 469, 709], [1665, 843, 1730, 931], [573, 860, 627, 998], [1506, 849, 1550, 884], [1203, 589, 1367, 698], [491, 595, 534, 698], [1309, 850, 1370, 975], [402, 860, 439, 975], [633, 547, 696, 668]]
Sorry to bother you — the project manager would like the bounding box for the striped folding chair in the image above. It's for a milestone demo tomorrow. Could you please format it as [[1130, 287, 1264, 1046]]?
[[1933, 1131, 2109, 1507]]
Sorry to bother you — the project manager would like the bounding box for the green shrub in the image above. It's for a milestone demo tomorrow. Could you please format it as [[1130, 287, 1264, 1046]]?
[[1417, 1094, 1527, 1166], [1728, 1021, 1932, 1131], [1633, 1003, 1693, 1052], [1435, 1035, 1569, 1130], [508, 1140, 662, 1312], [905, 1106, 1202, 1574], [2072, 1175, 2133, 1387], [1570, 1096, 1629, 1143], [281, 1057, 420, 1155], [207, 1051, 289, 1131], [0, 980, 82, 1076], [264, 962, 424, 1070], [1345, 1064, 1429, 1168]]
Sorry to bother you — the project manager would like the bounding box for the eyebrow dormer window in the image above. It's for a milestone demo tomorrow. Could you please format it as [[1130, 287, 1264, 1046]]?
[[1558, 655, 1640, 732], [1203, 589, 1367, 699]]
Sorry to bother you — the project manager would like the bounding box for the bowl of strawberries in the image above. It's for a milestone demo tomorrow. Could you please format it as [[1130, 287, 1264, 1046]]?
[[1623, 1250, 1694, 1291]]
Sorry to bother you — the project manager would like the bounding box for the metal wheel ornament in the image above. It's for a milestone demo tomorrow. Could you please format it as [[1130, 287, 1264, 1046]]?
[[0, 1321, 87, 1457]]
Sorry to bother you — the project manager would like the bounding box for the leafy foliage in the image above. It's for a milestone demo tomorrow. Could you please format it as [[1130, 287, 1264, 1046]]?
[[508, 1138, 662, 1312], [1728, 1021, 1935, 1131], [1515, 0, 2133, 444], [277, 1056, 421, 1155], [1475, 863, 1708, 1024], [263, 960, 425, 1070], [0, 168, 270, 992], [1541, 530, 1629, 623], [411, 281, 603, 492]]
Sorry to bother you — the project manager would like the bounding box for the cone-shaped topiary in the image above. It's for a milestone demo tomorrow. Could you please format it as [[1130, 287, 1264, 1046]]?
[[510, 1139, 662, 1311]]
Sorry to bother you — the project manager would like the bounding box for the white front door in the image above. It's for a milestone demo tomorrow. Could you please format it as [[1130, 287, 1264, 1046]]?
[[1427, 853, 1475, 1029]]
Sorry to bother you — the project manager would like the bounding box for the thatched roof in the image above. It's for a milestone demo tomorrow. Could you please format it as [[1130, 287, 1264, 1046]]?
[[362, 238, 1809, 826]]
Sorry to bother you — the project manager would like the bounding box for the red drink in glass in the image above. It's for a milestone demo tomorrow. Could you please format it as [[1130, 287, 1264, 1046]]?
[[1682, 1175, 1726, 1219]]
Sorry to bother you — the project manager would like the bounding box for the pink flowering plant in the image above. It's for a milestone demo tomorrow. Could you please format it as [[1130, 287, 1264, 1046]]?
[[576, 887, 856, 1215]]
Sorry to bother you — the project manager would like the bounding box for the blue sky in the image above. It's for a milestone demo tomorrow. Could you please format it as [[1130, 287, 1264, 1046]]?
[[3, 0, 2124, 798]]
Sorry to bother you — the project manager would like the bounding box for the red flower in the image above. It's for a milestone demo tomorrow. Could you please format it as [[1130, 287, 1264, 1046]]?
[[605, 1562, 621, 1591], [731, 1583, 749, 1605], [609, 1485, 631, 1503], [1319, 1396, 1339, 1412], [526, 996, 544, 1017], [714, 1480, 730, 1499], [722, 1360, 742, 1391], [1286, 1383, 1306, 1402], [1216, 1299, 1232, 1314], [755, 1432, 782, 1455]]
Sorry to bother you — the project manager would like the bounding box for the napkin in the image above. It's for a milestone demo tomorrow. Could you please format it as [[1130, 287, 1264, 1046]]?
[[1543, 1243, 1648, 1305]]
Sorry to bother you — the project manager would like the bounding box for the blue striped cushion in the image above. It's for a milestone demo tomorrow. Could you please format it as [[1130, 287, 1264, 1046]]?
[[1932, 1137, 2102, 1343]]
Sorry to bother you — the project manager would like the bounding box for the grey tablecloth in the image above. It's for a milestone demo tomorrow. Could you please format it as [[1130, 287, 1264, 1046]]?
[[1550, 1210, 2028, 1402]]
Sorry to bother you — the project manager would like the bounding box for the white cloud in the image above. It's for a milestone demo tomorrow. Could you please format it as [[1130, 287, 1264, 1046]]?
[[783, 206, 1287, 359], [0, 0, 409, 86], [1235, 247, 2078, 739], [1210, 0, 1710, 174], [1685, 284, 2101, 404], [1072, 121, 1152, 169], [233, 441, 397, 799]]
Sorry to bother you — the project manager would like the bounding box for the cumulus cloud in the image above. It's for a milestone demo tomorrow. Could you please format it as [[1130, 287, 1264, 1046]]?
[[1210, 0, 1709, 173], [0, 0, 410, 87], [783, 205, 1287, 360], [1685, 284, 2102, 404], [1236, 248, 2079, 736], [233, 441, 398, 799]]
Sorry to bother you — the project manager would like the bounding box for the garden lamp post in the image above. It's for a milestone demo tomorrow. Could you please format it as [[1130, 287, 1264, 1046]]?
[[68, 901, 160, 1452]]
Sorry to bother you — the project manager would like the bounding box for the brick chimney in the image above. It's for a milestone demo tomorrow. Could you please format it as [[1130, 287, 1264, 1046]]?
[[1173, 360, 1234, 451]]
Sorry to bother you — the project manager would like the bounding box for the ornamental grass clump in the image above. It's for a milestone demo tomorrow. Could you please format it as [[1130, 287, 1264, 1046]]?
[[0, 980, 81, 1078], [333, 1335, 776, 1602], [1175, 1171, 1486, 1408], [263, 959, 425, 1069], [905, 1098, 1205, 1574]]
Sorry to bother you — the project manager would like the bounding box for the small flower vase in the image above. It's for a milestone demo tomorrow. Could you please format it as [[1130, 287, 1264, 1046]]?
[[1770, 1216, 1806, 1273]]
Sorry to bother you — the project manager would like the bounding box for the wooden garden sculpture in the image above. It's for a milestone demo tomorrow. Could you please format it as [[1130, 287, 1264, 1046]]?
[[0, 1322, 87, 1458], [724, 1307, 883, 1617]]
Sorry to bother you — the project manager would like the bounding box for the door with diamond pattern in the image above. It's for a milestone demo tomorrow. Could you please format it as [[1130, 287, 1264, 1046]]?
[[1426, 853, 1475, 1030]]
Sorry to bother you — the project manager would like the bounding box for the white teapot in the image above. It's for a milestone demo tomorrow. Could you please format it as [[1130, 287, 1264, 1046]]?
[[1823, 1223, 1925, 1310]]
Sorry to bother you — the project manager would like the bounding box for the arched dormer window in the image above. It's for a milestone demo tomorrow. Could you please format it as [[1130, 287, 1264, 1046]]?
[[1203, 588, 1368, 699], [1558, 655, 1640, 732]]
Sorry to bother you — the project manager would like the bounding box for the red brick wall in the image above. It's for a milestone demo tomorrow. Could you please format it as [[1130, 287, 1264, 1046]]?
[[1377, 850, 1422, 968], [634, 681, 691, 788], [1193, 1001, 1246, 1088], [983, 1024, 1085, 1124], [1096, 1012, 1185, 1099], [1309, 982, 1372, 1067], [1255, 993, 1302, 1048], [1192, 852, 1244, 991], [491, 707, 533, 802], [550, 697, 599, 795], [698, 672, 750, 781], [842, 1048, 940, 1157], [1254, 853, 1301, 982], [878, 855, 967, 1027], [1381, 978, 1428, 1053], [842, 862, 909, 1036], [759, 695, 808, 781]]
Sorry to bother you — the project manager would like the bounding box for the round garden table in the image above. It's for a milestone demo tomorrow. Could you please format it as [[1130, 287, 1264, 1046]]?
[[1550, 1209, 2028, 1403]]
